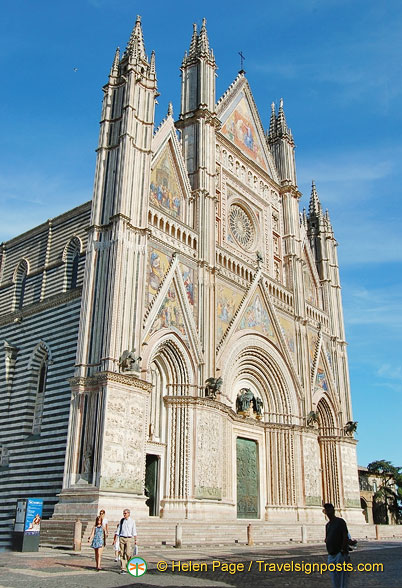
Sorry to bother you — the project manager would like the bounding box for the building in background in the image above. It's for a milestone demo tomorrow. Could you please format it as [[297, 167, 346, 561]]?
[[359, 466, 399, 525], [0, 17, 364, 546]]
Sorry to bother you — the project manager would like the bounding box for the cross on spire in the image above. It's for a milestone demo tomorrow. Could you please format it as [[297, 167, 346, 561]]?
[[238, 51, 246, 73]]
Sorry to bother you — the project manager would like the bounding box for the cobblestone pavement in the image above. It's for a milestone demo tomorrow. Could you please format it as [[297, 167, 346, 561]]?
[[0, 540, 401, 588]]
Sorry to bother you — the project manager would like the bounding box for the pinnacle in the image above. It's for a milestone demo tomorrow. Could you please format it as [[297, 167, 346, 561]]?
[[189, 23, 198, 56], [109, 47, 120, 77], [125, 14, 147, 61], [268, 101, 276, 139], [197, 17, 210, 55], [184, 18, 214, 62], [277, 97, 289, 135], [309, 180, 322, 218]]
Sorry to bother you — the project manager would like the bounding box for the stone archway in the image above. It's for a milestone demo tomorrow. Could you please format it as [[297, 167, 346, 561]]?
[[147, 336, 195, 518], [220, 334, 302, 520], [317, 396, 340, 507]]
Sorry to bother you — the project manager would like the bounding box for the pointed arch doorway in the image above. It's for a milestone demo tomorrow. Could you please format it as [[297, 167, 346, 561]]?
[[317, 397, 340, 507]]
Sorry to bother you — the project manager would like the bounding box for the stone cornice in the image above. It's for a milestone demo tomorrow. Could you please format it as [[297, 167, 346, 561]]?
[[70, 371, 152, 393]]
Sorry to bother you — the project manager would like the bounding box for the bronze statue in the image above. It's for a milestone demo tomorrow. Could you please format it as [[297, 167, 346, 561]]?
[[236, 388, 254, 413], [307, 410, 318, 427], [344, 421, 358, 435], [253, 395, 263, 418], [204, 377, 223, 399]]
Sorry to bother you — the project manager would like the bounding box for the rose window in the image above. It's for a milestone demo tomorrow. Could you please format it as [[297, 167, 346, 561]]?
[[229, 205, 255, 249]]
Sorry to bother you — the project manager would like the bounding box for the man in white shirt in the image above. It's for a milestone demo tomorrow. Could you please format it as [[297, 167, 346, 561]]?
[[117, 508, 137, 574]]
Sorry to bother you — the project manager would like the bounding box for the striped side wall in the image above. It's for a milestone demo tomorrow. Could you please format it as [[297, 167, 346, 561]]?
[[0, 201, 91, 549], [0, 202, 90, 314], [0, 294, 82, 549]]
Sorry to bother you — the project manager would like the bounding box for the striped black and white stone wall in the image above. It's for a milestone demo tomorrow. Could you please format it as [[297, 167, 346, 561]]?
[[0, 202, 90, 549]]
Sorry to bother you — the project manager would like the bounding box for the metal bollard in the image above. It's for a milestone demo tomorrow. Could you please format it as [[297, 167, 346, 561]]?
[[74, 519, 82, 551], [175, 523, 182, 548], [247, 523, 254, 546], [375, 524, 380, 540]]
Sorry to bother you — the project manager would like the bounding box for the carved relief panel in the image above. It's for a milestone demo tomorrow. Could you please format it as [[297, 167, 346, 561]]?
[[100, 386, 147, 494], [303, 435, 322, 506], [194, 410, 223, 499]]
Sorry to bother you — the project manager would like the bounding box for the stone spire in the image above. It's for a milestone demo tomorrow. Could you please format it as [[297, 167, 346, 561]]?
[[267, 98, 296, 184], [183, 18, 215, 66], [189, 23, 198, 57], [109, 47, 120, 78], [268, 101, 276, 138], [277, 98, 289, 135], [150, 50, 156, 74], [197, 18, 210, 55], [309, 180, 322, 218], [125, 15, 147, 61]]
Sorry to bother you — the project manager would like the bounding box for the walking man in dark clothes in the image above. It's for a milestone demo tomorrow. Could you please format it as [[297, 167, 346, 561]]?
[[323, 503, 351, 588]]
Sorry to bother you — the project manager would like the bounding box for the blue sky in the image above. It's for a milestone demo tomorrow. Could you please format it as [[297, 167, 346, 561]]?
[[1, 0, 401, 467]]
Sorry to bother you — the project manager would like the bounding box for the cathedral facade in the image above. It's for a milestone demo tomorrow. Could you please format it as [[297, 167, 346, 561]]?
[[0, 18, 363, 544]]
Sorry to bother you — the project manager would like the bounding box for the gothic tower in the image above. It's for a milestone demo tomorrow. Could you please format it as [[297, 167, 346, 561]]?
[[176, 19, 219, 375], [56, 17, 157, 518]]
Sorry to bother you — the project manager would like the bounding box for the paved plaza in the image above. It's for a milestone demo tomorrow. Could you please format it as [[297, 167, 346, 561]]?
[[0, 540, 401, 588]]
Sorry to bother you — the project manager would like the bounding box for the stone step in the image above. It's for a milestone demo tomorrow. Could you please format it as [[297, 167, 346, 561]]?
[[40, 520, 401, 549]]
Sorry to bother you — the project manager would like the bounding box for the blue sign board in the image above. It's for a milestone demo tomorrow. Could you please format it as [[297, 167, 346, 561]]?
[[24, 498, 43, 535]]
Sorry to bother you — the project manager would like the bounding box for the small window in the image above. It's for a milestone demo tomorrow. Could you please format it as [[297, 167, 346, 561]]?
[[64, 238, 81, 290], [71, 251, 79, 289], [32, 359, 47, 435], [14, 260, 28, 310], [0, 446, 10, 468]]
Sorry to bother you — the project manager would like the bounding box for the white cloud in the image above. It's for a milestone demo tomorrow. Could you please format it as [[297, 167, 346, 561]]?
[[376, 364, 402, 383], [343, 286, 402, 329]]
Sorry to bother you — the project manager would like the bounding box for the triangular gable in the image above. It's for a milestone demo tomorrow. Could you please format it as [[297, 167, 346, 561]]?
[[150, 115, 191, 221], [179, 262, 195, 307], [309, 331, 335, 393], [150, 143, 184, 219], [277, 313, 296, 360], [216, 281, 245, 343], [307, 328, 319, 372], [238, 290, 278, 341], [217, 77, 277, 180], [314, 353, 329, 394], [143, 260, 203, 362], [146, 246, 172, 305], [149, 281, 186, 337], [217, 274, 302, 395]]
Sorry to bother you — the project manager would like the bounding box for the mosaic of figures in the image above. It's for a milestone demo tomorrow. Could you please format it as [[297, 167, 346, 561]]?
[[147, 247, 172, 304], [179, 262, 195, 307], [221, 92, 267, 172], [315, 355, 329, 393], [277, 314, 296, 358], [149, 283, 186, 336], [216, 283, 244, 341], [238, 293, 277, 342], [150, 146, 182, 218], [147, 247, 196, 310]]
